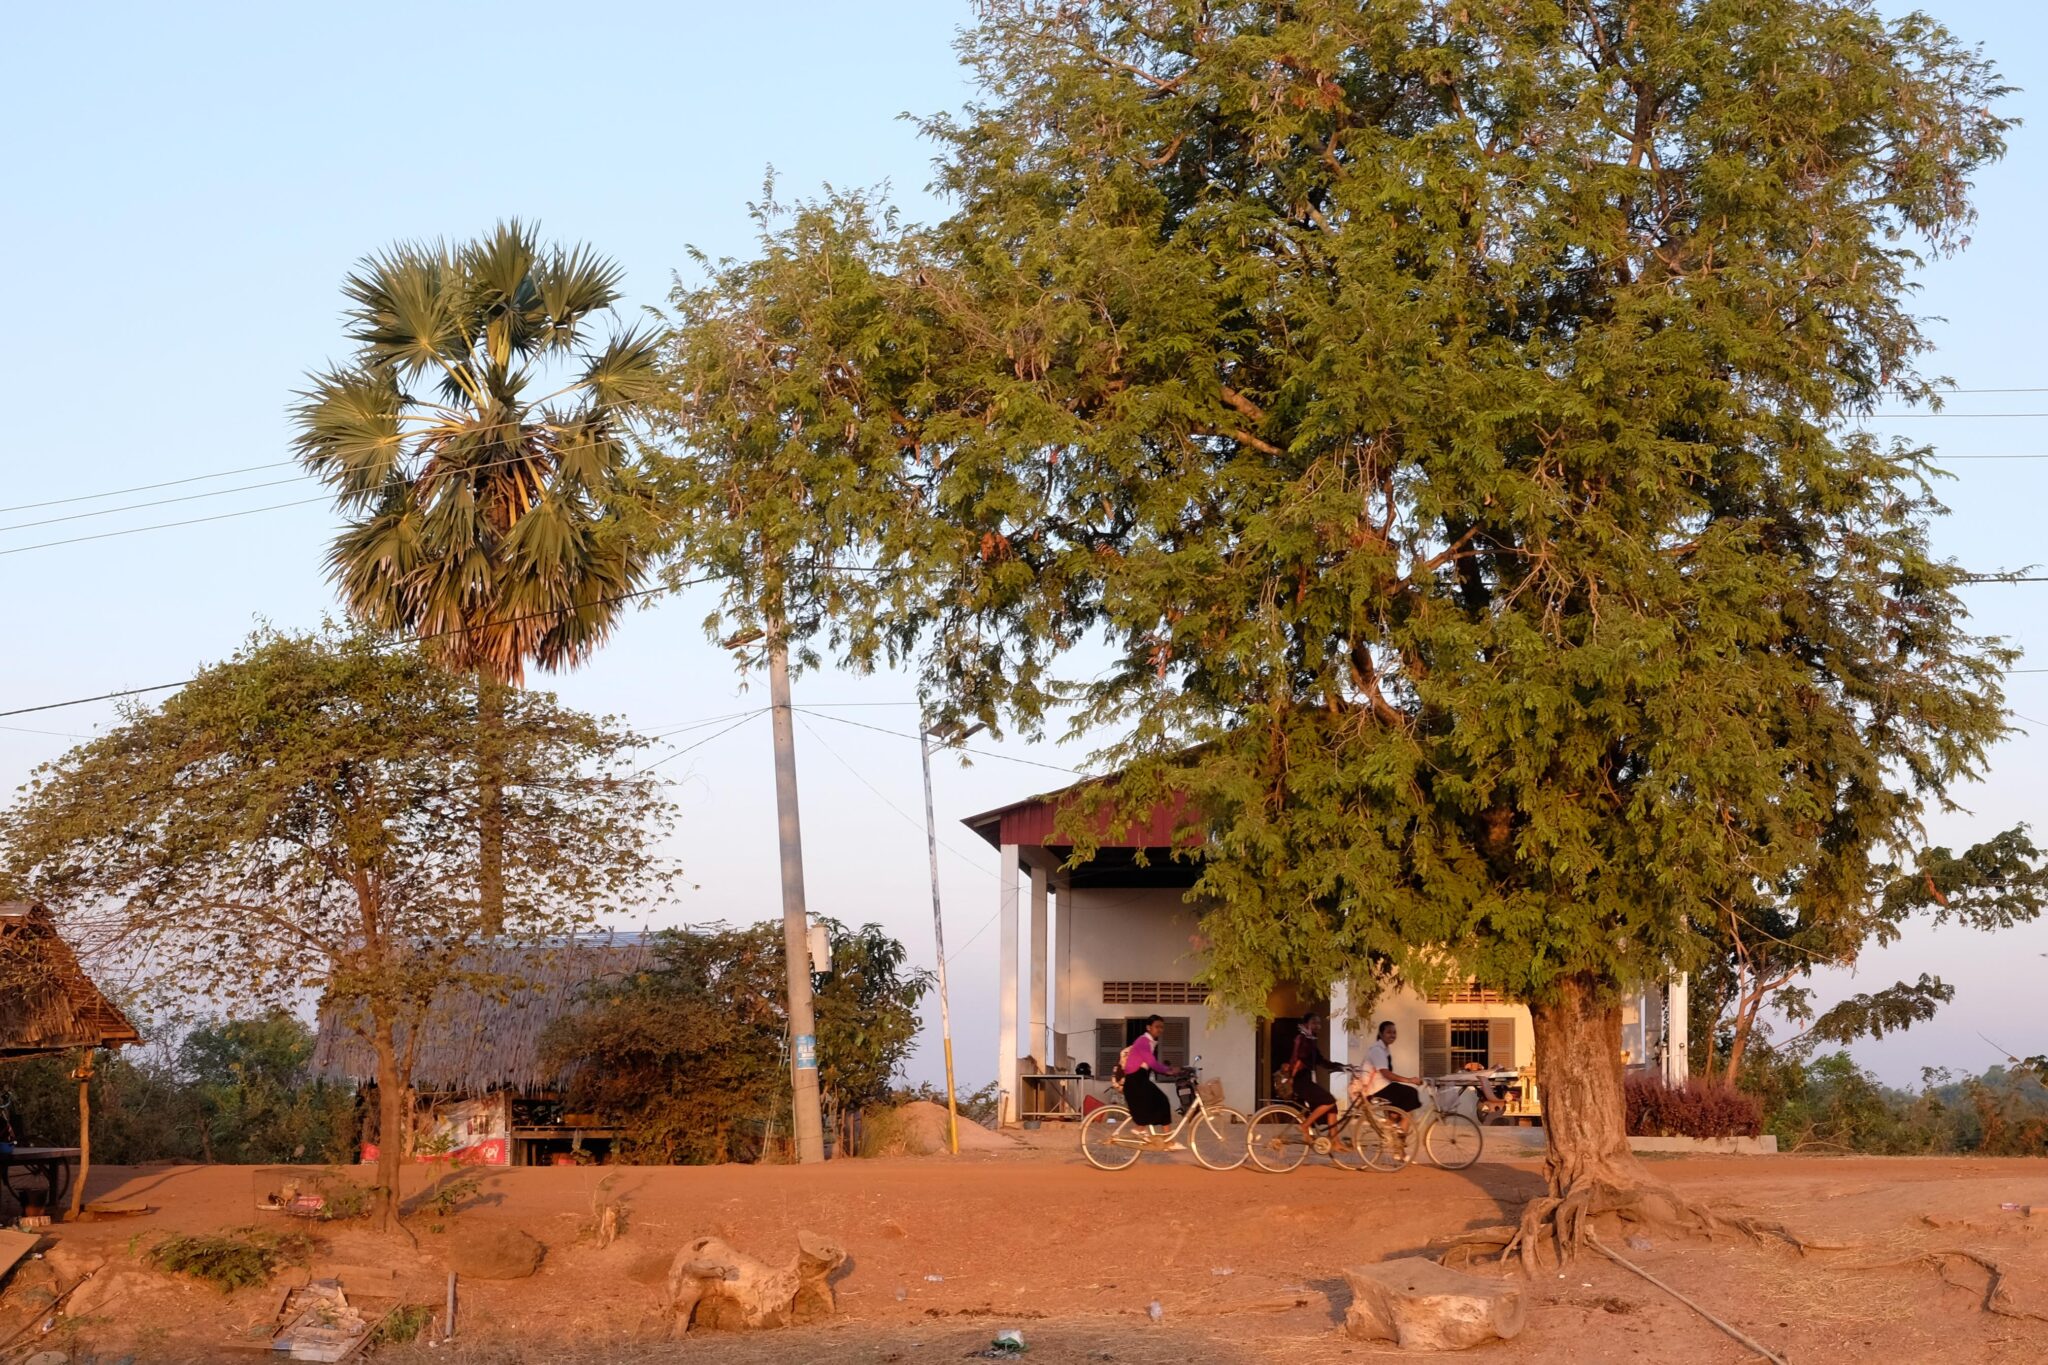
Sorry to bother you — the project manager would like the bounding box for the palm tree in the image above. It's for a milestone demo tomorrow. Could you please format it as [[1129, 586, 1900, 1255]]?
[[294, 221, 661, 931]]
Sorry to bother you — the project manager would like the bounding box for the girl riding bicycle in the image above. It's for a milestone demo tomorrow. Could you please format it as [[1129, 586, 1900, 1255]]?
[[1120, 1015, 1182, 1146]]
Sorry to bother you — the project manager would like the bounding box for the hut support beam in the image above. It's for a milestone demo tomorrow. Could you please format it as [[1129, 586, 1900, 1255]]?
[[68, 1049, 93, 1221]]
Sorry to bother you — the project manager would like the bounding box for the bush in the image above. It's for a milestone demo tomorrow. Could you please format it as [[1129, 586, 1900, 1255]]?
[[149, 1228, 312, 1292], [1623, 1075, 1762, 1139]]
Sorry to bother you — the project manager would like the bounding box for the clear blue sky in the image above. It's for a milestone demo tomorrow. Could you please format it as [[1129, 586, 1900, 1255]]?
[[4, 1, 2044, 1091]]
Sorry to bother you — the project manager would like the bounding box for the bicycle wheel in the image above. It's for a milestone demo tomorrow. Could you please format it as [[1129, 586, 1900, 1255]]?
[[1190, 1107, 1249, 1171], [1327, 1113, 1371, 1171], [1425, 1112, 1484, 1170], [1080, 1105, 1143, 1170], [1347, 1113, 1406, 1172], [1245, 1104, 1310, 1173]]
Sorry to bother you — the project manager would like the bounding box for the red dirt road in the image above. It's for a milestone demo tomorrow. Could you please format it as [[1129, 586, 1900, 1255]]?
[[7, 1143, 2046, 1363]]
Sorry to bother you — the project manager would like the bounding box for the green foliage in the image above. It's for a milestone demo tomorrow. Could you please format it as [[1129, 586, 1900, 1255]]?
[[1, 627, 668, 1017], [0, 1015, 352, 1166], [412, 1170, 486, 1221], [149, 1228, 313, 1293], [295, 221, 664, 686], [659, 0, 2018, 1104], [1748, 1051, 2048, 1156], [179, 1013, 356, 1164], [1694, 827, 2048, 1078], [376, 1304, 437, 1346], [542, 920, 930, 1162], [0, 627, 673, 1216]]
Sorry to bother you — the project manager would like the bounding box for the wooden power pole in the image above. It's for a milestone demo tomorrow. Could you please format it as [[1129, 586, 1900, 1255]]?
[[766, 616, 827, 1164]]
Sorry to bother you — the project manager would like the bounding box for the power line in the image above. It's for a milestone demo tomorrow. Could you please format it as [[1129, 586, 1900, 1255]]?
[[792, 706, 1082, 775], [632, 710, 767, 776], [796, 714, 998, 877], [0, 582, 678, 719], [0, 496, 333, 557], [0, 567, 919, 720], [1, 441, 646, 554], [0, 460, 299, 515], [0, 475, 311, 533]]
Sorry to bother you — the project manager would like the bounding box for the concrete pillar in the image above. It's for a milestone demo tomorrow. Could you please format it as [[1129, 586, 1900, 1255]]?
[[1029, 861, 1049, 1068], [997, 842, 1021, 1124], [1328, 979, 1352, 1071], [1664, 973, 1690, 1085], [1053, 882, 1073, 1067]]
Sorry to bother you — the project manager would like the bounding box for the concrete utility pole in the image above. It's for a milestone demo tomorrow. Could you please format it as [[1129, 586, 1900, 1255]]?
[[918, 710, 979, 1156], [767, 616, 826, 1164]]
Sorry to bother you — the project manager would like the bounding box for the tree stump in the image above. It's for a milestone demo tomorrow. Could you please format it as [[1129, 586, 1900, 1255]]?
[[666, 1230, 847, 1333], [1344, 1257, 1526, 1350]]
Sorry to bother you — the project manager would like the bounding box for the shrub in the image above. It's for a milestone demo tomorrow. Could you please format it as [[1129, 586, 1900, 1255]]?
[[148, 1228, 312, 1292], [375, 1304, 436, 1345], [1623, 1075, 1762, 1139]]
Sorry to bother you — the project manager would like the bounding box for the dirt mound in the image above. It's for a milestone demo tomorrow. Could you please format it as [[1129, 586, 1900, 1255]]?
[[871, 1101, 1019, 1155]]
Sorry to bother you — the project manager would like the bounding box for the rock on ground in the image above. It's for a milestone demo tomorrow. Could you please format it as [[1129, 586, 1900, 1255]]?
[[667, 1230, 846, 1332], [447, 1226, 544, 1280], [1344, 1257, 1527, 1351]]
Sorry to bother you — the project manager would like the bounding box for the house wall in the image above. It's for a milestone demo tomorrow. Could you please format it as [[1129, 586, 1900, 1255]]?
[[1058, 885, 1262, 1114], [1342, 991, 1535, 1077]]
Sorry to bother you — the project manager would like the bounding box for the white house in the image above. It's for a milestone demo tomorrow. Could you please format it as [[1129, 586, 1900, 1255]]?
[[965, 785, 1689, 1125]]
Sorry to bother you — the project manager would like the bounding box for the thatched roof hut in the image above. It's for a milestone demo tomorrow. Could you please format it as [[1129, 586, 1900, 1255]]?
[[0, 902, 142, 1058], [310, 935, 650, 1095]]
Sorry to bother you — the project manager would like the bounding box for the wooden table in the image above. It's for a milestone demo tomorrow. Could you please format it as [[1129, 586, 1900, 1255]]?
[[1020, 1073, 1100, 1121], [0, 1146, 78, 1218]]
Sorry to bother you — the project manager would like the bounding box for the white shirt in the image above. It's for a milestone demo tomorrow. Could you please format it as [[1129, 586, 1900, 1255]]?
[[1361, 1039, 1395, 1095]]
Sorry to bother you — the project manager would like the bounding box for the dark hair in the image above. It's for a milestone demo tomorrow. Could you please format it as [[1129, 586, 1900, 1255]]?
[[1143, 1014, 1165, 1028], [1377, 1020, 1396, 1037]]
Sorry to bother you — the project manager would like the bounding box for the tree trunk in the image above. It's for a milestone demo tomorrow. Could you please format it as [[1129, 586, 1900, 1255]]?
[[1529, 977, 1650, 1197], [371, 1016, 406, 1233], [68, 1050, 93, 1221], [477, 673, 508, 936]]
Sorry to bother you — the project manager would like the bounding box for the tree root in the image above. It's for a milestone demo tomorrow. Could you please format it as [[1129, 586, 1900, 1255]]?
[[1841, 1249, 2047, 1323], [1438, 1179, 1812, 1275]]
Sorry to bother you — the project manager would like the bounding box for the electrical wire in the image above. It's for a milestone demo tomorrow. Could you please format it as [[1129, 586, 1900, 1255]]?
[[0, 495, 334, 556], [791, 706, 1082, 775], [631, 710, 767, 776]]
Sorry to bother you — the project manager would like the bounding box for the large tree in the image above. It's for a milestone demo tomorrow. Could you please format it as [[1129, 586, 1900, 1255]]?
[[869, 0, 2013, 1254], [294, 222, 663, 930], [0, 628, 672, 1224]]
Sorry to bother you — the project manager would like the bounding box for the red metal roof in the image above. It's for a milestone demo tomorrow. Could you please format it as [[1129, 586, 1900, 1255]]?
[[963, 783, 1205, 850]]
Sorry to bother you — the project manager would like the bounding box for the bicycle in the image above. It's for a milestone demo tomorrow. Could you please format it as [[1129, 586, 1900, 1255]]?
[[1078, 1061, 1250, 1171], [1248, 1070, 1484, 1173], [1246, 1065, 1379, 1173]]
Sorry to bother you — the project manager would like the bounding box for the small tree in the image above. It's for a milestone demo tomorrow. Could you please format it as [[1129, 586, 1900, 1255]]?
[[543, 919, 930, 1162], [1, 628, 672, 1224], [1696, 827, 2048, 1079]]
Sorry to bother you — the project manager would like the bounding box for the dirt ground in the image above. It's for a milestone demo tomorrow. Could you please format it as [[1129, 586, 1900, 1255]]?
[[5, 1136, 2045, 1364]]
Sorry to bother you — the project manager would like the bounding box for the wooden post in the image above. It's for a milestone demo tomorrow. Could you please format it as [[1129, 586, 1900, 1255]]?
[[68, 1049, 94, 1221]]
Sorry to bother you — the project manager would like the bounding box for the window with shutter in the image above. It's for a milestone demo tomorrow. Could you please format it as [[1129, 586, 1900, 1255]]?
[[1159, 1017, 1190, 1068], [1094, 1019, 1122, 1077], [1488, 1016, 1517, 1070], [1419, 1019, 1451, 1078]]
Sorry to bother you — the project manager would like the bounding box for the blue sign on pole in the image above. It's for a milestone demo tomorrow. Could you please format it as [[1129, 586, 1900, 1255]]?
[[794, 1033, 818, 1070]]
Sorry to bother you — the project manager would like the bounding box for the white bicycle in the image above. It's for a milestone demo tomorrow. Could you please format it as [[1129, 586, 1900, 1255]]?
[[1079, 1060, 1250, 1171], [1352, 1078, 1485, 1172]]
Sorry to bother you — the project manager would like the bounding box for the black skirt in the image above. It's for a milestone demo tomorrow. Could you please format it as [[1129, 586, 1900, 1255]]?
[[1125, 1068, 1172, 1126]]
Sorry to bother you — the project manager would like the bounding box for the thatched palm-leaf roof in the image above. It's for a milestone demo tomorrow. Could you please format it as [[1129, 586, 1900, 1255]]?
[[310, 935, 651, 1095], [0, 902, 142, 1058]]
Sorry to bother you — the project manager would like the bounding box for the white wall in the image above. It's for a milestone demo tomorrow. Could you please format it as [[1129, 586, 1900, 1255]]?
[[1059, 885, 1262, 1114], [1346, 991, 1536, 1076]]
